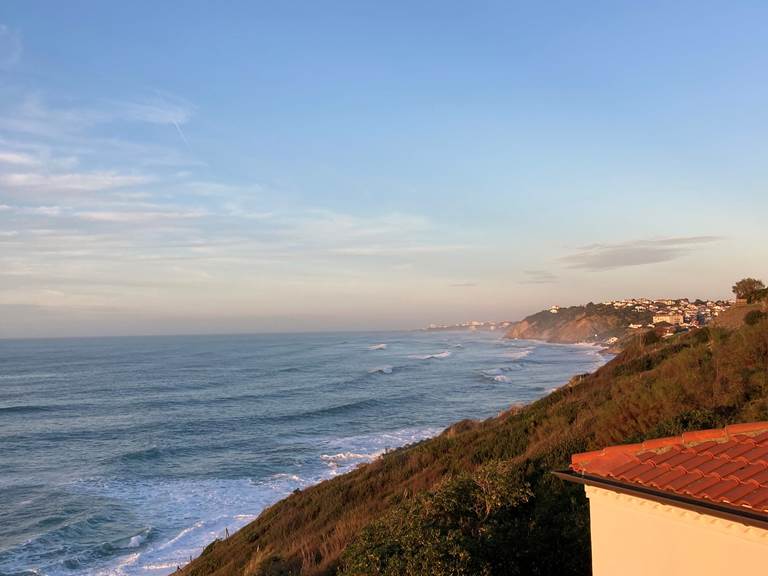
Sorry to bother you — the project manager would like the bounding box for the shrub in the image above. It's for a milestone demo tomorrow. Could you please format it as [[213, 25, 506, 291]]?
[[745, 310, 766, 326]]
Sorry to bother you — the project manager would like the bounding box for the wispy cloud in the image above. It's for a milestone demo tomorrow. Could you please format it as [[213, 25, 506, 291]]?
[[19, 205, 63, 216], [0, 171, 147, 195], [0, 151, 39, 166], [520, 269, 558, 284], [560, 236, 722, 270], [76, 209, 207, 223], [114, 93, 193, 126], [0, 25, 22, 68], [449, 282, 477, 288]]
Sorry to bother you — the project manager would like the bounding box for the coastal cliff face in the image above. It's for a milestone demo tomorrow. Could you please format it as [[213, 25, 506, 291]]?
[[504, 304, 650, 344], [177, 318, 768, 576]]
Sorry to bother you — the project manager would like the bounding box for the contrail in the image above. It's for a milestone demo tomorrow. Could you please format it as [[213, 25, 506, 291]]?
[[173, 120, 190, 147]]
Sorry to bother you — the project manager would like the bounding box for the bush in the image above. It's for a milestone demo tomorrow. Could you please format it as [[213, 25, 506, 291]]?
[[641, 330, 661, 346], [745, 310, 766, 326]]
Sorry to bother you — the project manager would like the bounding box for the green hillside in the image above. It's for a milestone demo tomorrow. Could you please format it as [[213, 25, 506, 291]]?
[[180, 318, 768, 576]]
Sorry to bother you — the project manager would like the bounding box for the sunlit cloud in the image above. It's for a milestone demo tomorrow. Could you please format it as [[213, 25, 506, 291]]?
[[560, 236, 722, 270], [520, 269, 558, 284]]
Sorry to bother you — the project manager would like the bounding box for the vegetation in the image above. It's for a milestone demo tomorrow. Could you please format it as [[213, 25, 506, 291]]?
[[180, 318, 768, 576], [504, 302, 652, 344], [732, 277, 765, 301], [745, 310, 766, 326], [749, 287, 768, 304]]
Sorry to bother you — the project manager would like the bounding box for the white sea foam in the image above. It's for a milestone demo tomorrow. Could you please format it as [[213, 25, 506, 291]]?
[[410, 351, 451, 360], [503, 349, 532, 360], [368, 343, 387, 350], [73, 427, 441, 576], [320, 450, 382, 472], [480, 369, 513, 383], [127, 528, 151, 548]]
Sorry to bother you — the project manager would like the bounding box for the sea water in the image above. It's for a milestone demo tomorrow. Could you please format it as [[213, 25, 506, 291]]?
[[0, 331, 606, 576]]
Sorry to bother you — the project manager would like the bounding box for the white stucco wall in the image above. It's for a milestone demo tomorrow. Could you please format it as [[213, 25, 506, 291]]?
[[585, 485, 768, 576]]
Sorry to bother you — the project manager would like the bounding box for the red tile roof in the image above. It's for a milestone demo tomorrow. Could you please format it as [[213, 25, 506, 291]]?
[[570, 422, 768, 514]]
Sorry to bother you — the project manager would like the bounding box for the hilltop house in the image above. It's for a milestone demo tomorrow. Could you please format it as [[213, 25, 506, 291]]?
[[653, 313, 684, 325], [556, 422, 768, 576]]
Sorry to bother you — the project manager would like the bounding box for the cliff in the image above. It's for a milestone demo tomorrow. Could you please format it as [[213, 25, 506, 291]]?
[[504, 303, 651, 344], [177, 316, 768, 576]]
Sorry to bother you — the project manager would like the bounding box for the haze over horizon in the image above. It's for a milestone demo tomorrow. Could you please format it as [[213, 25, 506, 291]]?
[[1, 2, 766, 338]]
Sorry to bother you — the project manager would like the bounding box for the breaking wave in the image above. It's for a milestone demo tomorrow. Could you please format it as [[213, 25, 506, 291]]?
[[409, 351, 452, 360]]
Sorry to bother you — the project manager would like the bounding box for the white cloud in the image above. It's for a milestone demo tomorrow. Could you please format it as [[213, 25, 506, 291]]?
[[76, 209, 207, 222], [0, 171, 146, 193], [0, 151, 39, 166], [21, 205, 63, 216], [0, 203, 11, 211]]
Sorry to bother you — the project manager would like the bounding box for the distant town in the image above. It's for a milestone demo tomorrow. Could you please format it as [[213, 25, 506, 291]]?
[[425, 320, 514, 332], [424, 297, 734, 336], [593, 297, 732, 328]]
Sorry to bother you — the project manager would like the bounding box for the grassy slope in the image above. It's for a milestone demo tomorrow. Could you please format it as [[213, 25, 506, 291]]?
[[180, 320, 768, 576]]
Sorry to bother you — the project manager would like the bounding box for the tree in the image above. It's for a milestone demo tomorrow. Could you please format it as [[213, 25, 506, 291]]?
[[732, 278, 765, 301]]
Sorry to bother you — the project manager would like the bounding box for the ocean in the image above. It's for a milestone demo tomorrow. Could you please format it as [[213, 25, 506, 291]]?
[[0, 331, 606, 576]]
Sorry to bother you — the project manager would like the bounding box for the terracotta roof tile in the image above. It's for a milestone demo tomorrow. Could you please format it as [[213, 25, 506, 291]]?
[[727, 422, 768, 435], [738, 446, 768, 464], [666, 471, 703, 491], [737, 487, 768, 508], [752, 431, 768, 445], [700, 479, 740, 500], [642, 447, 676, 464], [726, 463, 766, 482], [613, 462, 654, 481], [723, 443, 757, 459], [720, 482, 761, 505], [674, 453, 712, 472], [749, 468, 768, 485], [696, 457, 732, 475], [708, 460, 749, 479], [691, 440, 719, 454], [659, 451, 699, 468], [569, 421, 768, 515], [682, 474, 722, 496], [682, 429, 727, 443], [634, 465, 670, 484], [703, 440, 738, 457], [647, 468, 688, 489]]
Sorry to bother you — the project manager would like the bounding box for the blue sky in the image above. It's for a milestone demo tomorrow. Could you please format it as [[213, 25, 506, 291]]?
[[0, 1, 766, 337]]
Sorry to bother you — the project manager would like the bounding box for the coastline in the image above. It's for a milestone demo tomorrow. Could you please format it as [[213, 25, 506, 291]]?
[[0, 333, 606, 576], [172, 338, 608, 575]]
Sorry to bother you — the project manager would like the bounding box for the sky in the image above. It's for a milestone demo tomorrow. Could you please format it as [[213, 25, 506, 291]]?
[[0, 1, 767, 338]]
